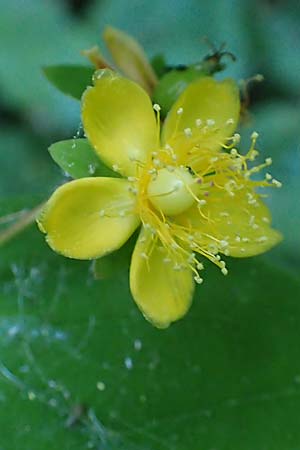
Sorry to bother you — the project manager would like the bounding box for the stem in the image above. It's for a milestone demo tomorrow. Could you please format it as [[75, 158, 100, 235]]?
[[0, 202, 45, 247]]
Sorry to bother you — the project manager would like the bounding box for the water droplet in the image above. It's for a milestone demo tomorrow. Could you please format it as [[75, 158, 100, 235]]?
[[48, 398, 58, 408], [134, 339, 142, 351], [28, 391, 36, 401], [96, 381, 106, 391], [124, 357, 133, 370]]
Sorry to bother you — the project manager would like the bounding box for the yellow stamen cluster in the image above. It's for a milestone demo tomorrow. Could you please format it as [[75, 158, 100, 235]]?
[[126, 120, 281, 285]]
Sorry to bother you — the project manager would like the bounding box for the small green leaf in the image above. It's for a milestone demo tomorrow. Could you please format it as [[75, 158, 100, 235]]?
[[49, 139, 118, 179], [42, 65, 95, 100], [152, 67, 206, 117]]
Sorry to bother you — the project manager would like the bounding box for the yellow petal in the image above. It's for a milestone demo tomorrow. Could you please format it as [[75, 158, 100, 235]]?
[[178, 187, 282, 258], [38, 178, 140, 259], [103, 26, 158, 94], [82, 69, 158, 177], [162, 77, 240, 164], [130, 227, 194, 328]]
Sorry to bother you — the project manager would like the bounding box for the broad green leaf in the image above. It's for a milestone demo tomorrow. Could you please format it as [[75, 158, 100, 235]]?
[[93, 232, 138, 280], [0, 200, 300, 449], [49, 139, 118, 179], [0, 127, 61, 197], [43, 65, 95, 100]]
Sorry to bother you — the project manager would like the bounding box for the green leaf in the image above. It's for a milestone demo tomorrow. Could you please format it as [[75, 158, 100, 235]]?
[[152, 67, 205, 117], [0, 126, 61, 197], [49, 139, 118, 179], [93, 232, 138, 280], [151, 54, 168, 78], [43, 65, 95, 100], [1, 200, 300, 449]]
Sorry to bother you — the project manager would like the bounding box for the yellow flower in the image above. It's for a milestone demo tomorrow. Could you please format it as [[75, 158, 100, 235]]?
[[38, 69, 282, 328]]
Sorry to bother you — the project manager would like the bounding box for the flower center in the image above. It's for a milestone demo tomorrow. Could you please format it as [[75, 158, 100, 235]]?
[[147, 167, 196, 216]]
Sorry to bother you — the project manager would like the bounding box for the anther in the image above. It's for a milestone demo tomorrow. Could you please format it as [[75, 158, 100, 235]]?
[[265, 173, 272, 180], [251, 131, 259, 140], [272, 179, 282, 188], [153, 103, 161, 112], [184, 128, 192, 137], [206, 119, 215, 126], [220, 240, 229, 248], [177, 107, 183, 115], [221, 267, 228, 276], [194, 275, 203, 284], [265, 157, 272, 166], [254, 74, 264, 82], [195, 118, 202, 127], [257, 236, 268, 242], [233, 133, 241, 143]]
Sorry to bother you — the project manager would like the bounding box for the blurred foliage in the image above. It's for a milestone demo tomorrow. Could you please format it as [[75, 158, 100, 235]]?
[[0, 0, 299, 448]]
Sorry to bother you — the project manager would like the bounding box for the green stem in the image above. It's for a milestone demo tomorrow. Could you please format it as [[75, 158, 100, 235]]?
[[0, 202, 45, 247]]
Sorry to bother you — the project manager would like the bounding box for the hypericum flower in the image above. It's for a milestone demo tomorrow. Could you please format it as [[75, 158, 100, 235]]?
[[38, 69, 282, 328]]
